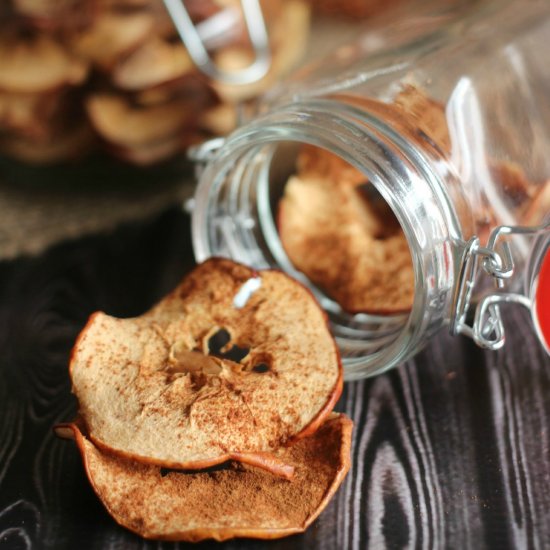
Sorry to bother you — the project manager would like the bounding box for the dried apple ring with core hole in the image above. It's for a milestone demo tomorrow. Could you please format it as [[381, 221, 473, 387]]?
[[70, 258, 342, 474]]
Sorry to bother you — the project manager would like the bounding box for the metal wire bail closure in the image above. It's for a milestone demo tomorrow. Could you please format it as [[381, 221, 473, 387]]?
[[163, 0, 272, 85], [451, 221, 550, 353]]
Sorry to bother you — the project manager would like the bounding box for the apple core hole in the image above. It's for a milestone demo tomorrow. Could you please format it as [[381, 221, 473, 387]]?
[[207, 328, 250, 363]]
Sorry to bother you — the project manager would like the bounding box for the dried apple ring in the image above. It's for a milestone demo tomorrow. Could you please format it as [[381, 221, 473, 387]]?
[[60, 413, 352, 542], [70, 258, 342, 472]]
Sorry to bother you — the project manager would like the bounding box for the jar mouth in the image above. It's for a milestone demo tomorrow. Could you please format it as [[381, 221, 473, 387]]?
[[192, 99, 462, 378]]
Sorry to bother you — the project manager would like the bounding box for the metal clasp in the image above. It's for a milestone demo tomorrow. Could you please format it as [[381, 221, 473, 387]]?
[[451, 221, 550, 350], [163, 0, 271, 85]]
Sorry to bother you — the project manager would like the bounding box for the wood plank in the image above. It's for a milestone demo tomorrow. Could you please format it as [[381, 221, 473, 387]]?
[[0, 208, 549, 549]]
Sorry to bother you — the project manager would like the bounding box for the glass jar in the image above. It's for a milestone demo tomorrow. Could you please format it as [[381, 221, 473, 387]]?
[[191, 0, 550, 379]]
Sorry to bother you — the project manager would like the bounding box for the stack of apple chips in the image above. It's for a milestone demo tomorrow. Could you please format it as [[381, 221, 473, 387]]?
[[0, 0, 310, 165], [57, 259, 352, 541]]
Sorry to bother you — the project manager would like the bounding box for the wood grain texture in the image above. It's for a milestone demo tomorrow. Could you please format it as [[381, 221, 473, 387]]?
[[0, 207, 549, 550]]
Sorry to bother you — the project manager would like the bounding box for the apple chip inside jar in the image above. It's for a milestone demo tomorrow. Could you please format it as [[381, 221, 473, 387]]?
[[70, 258, 342, 471], [62, 413, 352, 542], [278, 145, 415, 314]]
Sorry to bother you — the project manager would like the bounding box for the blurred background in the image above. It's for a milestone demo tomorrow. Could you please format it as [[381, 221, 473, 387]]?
[[0, 0, 402, 261]]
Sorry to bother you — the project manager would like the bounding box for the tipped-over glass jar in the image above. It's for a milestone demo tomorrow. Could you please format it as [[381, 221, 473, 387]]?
[[191, 0, 550, 379]]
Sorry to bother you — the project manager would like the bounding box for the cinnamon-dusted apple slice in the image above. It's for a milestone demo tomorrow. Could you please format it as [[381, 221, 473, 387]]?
[[112, 37, 195, 92], [71, 11, 154, 71], [62, 413, 352, 542], [86, 93, 194, 148], [278, 146, 414, 314], [70, 258, 343, 470], [56, 414, 295, 479], [0, 32, 88, 93]]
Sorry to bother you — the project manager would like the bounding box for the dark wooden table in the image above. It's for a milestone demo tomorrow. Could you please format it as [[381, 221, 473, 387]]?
[[1, 208, 549, 550]]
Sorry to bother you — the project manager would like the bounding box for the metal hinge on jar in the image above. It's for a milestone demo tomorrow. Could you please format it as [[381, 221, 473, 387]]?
[[163, 0, 271, 85], [451, 221, 550, 352]]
